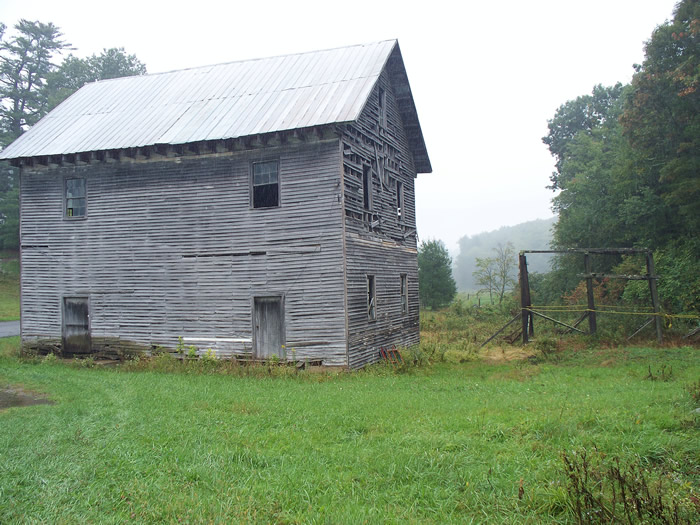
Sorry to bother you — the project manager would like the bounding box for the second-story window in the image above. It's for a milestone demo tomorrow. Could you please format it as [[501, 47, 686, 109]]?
[[252, 161, 279, 208], [65, 178, 86, 218]]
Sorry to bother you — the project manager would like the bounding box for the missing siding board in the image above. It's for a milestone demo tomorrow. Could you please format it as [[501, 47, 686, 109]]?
[[378, 86, 386, 128], [252, 160, 279, 208], [362, 164, 372, 211], [367, 275, 376, 320]]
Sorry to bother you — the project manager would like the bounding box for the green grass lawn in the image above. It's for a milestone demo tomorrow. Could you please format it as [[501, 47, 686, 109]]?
[[0, 338, 698, 523], [0, 252, 19, 321]]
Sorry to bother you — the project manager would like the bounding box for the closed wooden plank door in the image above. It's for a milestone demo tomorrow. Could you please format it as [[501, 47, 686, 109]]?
[[253, 296, 285, 359], [63, 297, 91, 354]]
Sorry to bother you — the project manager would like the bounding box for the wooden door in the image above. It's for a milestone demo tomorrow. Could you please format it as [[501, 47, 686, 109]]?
[[63, 297, 91, 354], [253, 296, 285, 359]]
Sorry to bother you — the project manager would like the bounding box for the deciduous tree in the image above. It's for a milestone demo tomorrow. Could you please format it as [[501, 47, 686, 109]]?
[[46, 47, 146, 109], [418, 239, 457, 310], [473, 242, 516, 305]]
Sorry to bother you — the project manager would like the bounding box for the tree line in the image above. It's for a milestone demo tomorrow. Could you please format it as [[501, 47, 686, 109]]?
[[537, 0, 699, 315], [0, 20, 147, 250], [420, 0, 698, 317]]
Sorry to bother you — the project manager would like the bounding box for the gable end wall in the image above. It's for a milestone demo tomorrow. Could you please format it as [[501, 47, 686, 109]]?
[[340, 70, 421, 369]]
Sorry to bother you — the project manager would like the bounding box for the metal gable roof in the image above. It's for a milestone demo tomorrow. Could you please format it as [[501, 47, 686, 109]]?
[[0, 40, 431, 173]]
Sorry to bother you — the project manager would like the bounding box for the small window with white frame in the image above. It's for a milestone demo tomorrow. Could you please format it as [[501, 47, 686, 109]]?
[[252, 160, 279, 208], [65, 177, 86, 218]]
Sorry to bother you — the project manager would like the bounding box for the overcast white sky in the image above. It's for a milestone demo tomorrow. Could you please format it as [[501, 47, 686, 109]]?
[[2, 0, 678, 253]]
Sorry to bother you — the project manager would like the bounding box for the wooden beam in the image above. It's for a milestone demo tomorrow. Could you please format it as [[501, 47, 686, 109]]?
[[77, 152, 92, 164], [480, 313, 522, 348], [531, 310, 586, 334], [519, 253, 530, 344], [578, 273, 659, 280], [522, 248, 650, 255], [107, 150, 121, 163], [627, 318, 654, 341]]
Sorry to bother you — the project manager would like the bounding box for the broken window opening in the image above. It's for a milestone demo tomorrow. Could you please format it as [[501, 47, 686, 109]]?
[[367, 275, 376, 321], [396, 180, 404, 221], [65, 178, 86, 217], [400, 274, 408, 315], [362, 165, 372, 211], [252, 160, 279, 208]]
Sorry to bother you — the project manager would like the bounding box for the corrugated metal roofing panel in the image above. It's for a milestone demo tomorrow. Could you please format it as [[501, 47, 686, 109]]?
[[0, 39, 431, 172]]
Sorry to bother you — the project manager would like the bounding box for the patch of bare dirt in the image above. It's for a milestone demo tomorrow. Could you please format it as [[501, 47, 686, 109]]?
[[0, 387, 53, 411], [480, 346, 537, 363]]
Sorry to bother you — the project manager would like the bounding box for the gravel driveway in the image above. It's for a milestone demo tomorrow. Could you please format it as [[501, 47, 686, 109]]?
[[0, 321, 20, 338]]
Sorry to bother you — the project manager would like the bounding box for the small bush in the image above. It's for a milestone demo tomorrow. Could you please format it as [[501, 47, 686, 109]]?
[[405, 344, 427, 366], [70, 356, 95, 368]]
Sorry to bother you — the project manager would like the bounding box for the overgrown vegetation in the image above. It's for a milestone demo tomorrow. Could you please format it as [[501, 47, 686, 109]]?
[[562, 448, 695, 524], [539, 0, 700, 320], [2, 310, 697, 523]]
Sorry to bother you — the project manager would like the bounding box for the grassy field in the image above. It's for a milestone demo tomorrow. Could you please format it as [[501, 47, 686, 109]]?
[[1, 335, 698, 523], [0, 251, 20, 321]]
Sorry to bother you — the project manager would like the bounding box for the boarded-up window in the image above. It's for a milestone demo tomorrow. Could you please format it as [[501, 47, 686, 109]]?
[[367, 275, 376, 320], [65, 178, 86, 217], [63, 297, 90, 354], [252, 161, 279, 208], [400, 274, 408, 315]]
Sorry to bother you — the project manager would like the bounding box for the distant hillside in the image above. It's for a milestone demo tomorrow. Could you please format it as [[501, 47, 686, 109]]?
[[453, 217, 556, 291]]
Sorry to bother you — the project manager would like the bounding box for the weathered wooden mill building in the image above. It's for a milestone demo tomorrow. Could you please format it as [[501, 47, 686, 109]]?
[[0, 40, 431, 368]]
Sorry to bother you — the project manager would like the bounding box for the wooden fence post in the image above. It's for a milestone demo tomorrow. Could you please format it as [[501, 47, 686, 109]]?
[[584, 252, 597, 335], [646, 251, 663, 343], [519, 254, 530, 344]]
